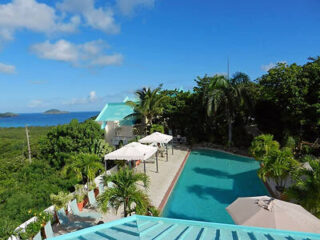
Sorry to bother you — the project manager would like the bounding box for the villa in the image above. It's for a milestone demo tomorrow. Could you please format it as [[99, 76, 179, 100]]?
[[95, 100, 135, 146]]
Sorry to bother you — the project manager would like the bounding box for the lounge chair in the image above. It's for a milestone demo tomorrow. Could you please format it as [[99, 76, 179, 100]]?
[[88, 190, 98, 208], [44, 221, 54, 239], [56, 208, 69, 226], [70, 199, 102, 220], [57, 207, 92, 229], [33, 231, 42, 240], [98, 183, 105, 194]]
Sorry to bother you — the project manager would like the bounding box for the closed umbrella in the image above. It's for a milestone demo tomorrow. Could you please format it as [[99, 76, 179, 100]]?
[[226, 196, 320, 233]]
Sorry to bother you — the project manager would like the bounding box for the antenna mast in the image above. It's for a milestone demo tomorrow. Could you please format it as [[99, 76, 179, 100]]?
[[25, 125, 32, 163], [227, 57, 230, 80]]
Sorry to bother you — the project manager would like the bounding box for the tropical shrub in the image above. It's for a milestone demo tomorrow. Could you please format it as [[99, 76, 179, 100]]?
[[74, 184, 86, 203], [98, 167, 150, 217], [249, 134, 280, 161], [50, 191, 73, 210], [257, 147, 299, 192], [286, 160, 320, 217], [62, 153, 104, 186], [0, 218, 18, 240], [284, 136, 296, 151], [18, 220, 42, 240], [39, 119, 104, 169], [150, 124, 164, 133], [147, 206, 160, 216]]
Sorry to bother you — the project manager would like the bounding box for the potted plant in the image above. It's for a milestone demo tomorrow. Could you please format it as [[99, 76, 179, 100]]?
[[75, 184, 86, 211], [50, 191, 73, 214], [88, 181, 99, 197]]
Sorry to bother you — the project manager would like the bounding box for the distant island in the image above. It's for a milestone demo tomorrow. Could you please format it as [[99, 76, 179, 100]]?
[[43, 109, 69, 114], [0, 112, 18, 118]]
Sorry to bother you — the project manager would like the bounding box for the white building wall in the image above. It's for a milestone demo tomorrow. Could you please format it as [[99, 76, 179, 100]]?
[[104, 121, 134, 145]]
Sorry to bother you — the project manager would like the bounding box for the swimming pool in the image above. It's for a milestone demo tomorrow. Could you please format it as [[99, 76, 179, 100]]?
[[162, 149, 269, 224]]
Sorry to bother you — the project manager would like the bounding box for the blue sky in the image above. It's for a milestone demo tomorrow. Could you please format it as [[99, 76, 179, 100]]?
[[0, 0, 319, 113]]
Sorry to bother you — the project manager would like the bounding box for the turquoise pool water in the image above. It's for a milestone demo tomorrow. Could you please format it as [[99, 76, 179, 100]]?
[[162, 149, 269, 224]]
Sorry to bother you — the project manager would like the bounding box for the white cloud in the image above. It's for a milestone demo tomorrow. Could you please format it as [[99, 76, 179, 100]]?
[[57, 0, 120, 34], [30, 39, 123, 67], [0, 0, 157, 42], [63, 90, 101, 105], [0, 0, 79, 40], [28, 99, 45, 108], [89, 91, 97, 102], [116, 0, 155, 16], [91, 54, 123, 66], [261, 61, 287, 72], [31, 40, 78, 62], [261, 63, 276, 72], [0, 62, 16, 74]]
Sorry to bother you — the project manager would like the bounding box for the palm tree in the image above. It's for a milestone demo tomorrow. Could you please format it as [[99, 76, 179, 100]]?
[[249, 134, 280, 161], [126, 85, 166, 133], [62, 153, 104, 186], [258, 147, 298, 193], [206, 73, 249, 146], [97, 167, 151, 217], [286, 160, 320, 217]]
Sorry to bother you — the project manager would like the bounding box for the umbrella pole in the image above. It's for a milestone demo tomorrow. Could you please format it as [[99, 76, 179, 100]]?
[[171, 141, 174, 155], [105, 160, 107, 172], [156, 152, 159, 173], [143, 160, 146, 174], [166, 144, 168, 162]]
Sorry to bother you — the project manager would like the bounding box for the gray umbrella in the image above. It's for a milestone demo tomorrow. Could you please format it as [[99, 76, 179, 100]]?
[[226, 196, 320, 233]]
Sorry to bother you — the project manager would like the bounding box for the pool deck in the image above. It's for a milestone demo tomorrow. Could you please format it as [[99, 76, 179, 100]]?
[[100, 145, 190, 220], [53, 145, 190, 236], [136, 145, 190, 208]]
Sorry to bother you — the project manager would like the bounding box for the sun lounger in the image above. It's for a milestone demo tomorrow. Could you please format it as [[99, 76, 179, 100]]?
[[44, 221, 54, 239], [88, 190, 98, 208], [98, 183, 105, 194], [33, 231, 42, 240], [57, 208, 70, 226], [57, 207, 92, 229], [70, 199, 102, 220]]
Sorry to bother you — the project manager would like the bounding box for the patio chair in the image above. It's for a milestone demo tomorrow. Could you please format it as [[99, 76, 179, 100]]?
[[33, 231, 42, 240], [98, 183, 105, 194], [70, 199, 102, 220], [44, 221, 54, 239], [57, 208, 69, 226], [57, 207, 92, 229], [88, 190, 98, 208]]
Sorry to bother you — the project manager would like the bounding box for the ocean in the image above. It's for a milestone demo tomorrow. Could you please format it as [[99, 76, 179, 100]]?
[[0, 112, 100, 128]]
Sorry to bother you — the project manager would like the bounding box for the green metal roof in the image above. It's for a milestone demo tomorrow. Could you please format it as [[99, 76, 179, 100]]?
[[95, 103, 134, 126], [48, 215, 320, 240]]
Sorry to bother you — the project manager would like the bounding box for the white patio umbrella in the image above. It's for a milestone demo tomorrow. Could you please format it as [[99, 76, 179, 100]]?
[[226, 196, 320, 233], [139, 132, 173, 161], [104, 142, 158, 174]]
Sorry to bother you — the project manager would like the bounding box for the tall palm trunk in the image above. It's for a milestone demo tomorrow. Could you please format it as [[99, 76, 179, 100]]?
[[228, 119, 232, 146], [226, 111, 233, 146], [124, 198, 128, 217]]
